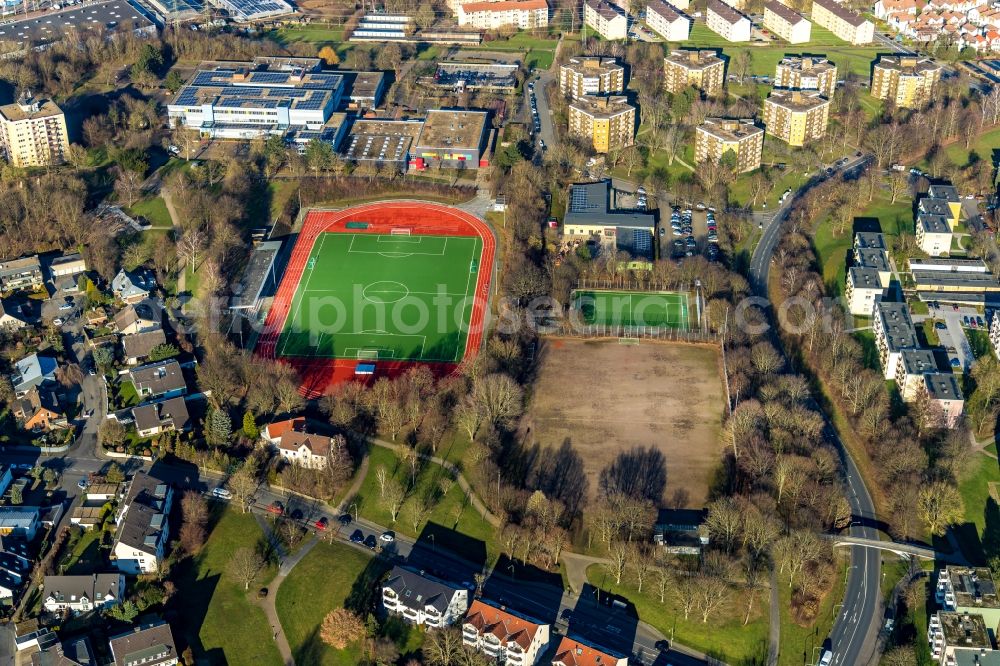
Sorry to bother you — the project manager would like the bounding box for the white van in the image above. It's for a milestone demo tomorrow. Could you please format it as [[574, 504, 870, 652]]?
[[818, 650, 833, 666], [211, 487, 232, 500]]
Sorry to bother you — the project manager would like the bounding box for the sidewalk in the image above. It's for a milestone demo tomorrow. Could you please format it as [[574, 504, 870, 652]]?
[[255, 534, 319, 666]]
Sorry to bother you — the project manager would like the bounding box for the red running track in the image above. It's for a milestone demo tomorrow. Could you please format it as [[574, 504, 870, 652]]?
[[256, 201, 496, 398]]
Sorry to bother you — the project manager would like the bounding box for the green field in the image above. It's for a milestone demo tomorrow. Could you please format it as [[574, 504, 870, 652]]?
[[278, 232, 482, 362], [572, 289, 690, 329]]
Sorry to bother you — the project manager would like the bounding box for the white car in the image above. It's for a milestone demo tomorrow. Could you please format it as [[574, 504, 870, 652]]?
[[818, 650, 833, 666], [379, 531, 395, 543], [211, 487, 232, 500], [52, 318, 63, 326], [59, 303, 73, 311]]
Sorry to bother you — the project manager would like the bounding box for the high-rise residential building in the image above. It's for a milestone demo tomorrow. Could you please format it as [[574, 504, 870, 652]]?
[[559, 57, 625, 100], [646, 0, 691, 40], [663, 49, 726, 94], [763, 1, 811, 43], [810, 0, 874, 44], [0, 93, 69, 168], [695, 118, 763, 173], [456, 0, 549, 29], [567, 95, 636, 153], [870, 55, 942, 109], [774, 56, 838, 98], [763, 89, 830, 146], [705, 0, 751, 41], [584, 0, 628, 39]]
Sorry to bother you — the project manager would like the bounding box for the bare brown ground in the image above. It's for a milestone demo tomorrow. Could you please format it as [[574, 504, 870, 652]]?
[[520, 338, 726, 507]]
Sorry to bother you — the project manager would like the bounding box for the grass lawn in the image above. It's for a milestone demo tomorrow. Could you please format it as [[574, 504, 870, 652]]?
[[954, 450, 1000, 565], [61, 529, 104, 575], [276, 541, 400, 665], [967, 328, 993, 359], [173, 509, 282, 666], [778, 555, 848, 666], [116, 380, 139, 408], [353, 446, 500, 564], [921, 320, 941, 348], [127, 196, 173, 228], [264, 25, 345, 46], [585, 564, 769, 663], [464, 34, 559, 69], [943, 125, 1000, 168]]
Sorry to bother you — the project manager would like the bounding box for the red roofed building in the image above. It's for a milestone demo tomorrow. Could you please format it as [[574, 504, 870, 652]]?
[[462, 599, 550, 665], [262, 417, 306, 444], [457, 0, 549, 29], [551, 637, 628, 666]]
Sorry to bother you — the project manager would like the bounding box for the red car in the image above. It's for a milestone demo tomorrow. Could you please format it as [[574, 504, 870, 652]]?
[[315, 517, 329, 531], [266, 501, 284, 516]]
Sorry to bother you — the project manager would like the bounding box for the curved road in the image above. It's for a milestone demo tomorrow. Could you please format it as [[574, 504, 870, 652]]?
[[749, 155, 883, 666]]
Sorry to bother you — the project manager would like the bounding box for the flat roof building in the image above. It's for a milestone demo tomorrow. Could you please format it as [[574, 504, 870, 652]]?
[[908, 257, 989, 273], [873, 300, 919, 379], [341, 118, 424, 168], [911, 270, 1000, 293], [916, 212, 953, 257], [895, 348, 938, 400], [0, 94, 69, 168], [167, 58, 345, 142], [871, 55, 942, 109], [810, 0, 874, 44], [559, 57, 625, 100], [0, 0, 156, 53], [434, 61, 520, 92], [706, 0, 751, 41], [206, 0, 293, 21], [338, 71, 387, 111], [855, 231, 887, 251], [764, 1, 811, 43], [846, 266, 886, 316], [584, 0, 628, 40], [664, 49, 726, 95], [924, 372, 964, 429], [567, 95, 636, 154], [564, 181, 656, 258], [645, 0, 691, 41], [774, 56, 838, 98], [413, 109, 490, 168], [695, 117, 763, 173], [928, 611, 1000, 665], [763, 89, 830, 146]]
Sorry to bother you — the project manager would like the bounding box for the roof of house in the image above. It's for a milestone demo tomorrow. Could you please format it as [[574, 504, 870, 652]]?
[[111, 269, 154, 301], [855, 247, 889, 272], [109, 621, 177, 666], [132, 397, 189, 433], [812, 0, 870, 26], [899, 348, 938, 375], [875, 301, 919, 351], [917, 211, 951, 234], [464, 599, 546, 650], [849, 266, 883, 290], [383, 566, 466, 613], [278, 431, 333, 457], [0, 507, 39, 530], [129, 360, 186, 397], [926, 372, 964, 400], [43, 574, 123, 606], [563, 56, 624, 76], [115, 502, 166, 556], [855, 231, 887, 250], [765, 0, 808, 24], [766, 89, 829, 111], [565, 181, 655, 229], [647, 0, 687, 21], [12, 353, 57, 391], [665, 48, 725, 70], [113, 304, 160, 332], [264, 417, 307, 441], [707, 0, 749, 24], [124, 471, 171, 511], [585, 0, 626, 21], [569, 95, 635, 118], [30, 636, 93, 666], [0, 256, 41, 273], [122, 329, 167, 360], [875, 55, 941, 75], [698, 117, 763, 142], [552, 636, 625, 666]]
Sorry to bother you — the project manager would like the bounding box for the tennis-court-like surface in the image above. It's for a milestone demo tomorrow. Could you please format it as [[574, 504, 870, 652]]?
[[277, 232, 483, 362], [572, 289, 690, 329]]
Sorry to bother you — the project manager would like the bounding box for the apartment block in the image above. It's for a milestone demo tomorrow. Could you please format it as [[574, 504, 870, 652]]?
[[916, 212, 952, 257], [895, 349, 938, 400], [381, 566, 469, 628], [695, 118, 763, 173], [457, 0, 549, 29], [646, 0, 691, 40], [928, 184, 961, 225], [873, 300, 919, 380], [764, 1, 811, 43], [936, 567, 1000, 630], [463, 600, 550, 666], [810, 0, 874, 44], [568, 95, 636, 153], [584, 0, 628, 39], [854, 246, 891, 286], [991, 312, 1000, 360], [763, 89, 830, 146], [919, 194, 960, 230], [924, 372, 964, 429], [845, 267, 885, 316], [774, 56, 838, 98], [0, 256, 43, 292], [871, 55, 942, 109], [706, 0, 751, 41], [927, 611, 1000, 664], [664, 49, 726, 94], [0, 94, 69, 168], [559, 57, 625, 100]]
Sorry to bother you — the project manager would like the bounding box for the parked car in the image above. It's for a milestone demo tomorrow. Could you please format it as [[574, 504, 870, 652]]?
[[59, 303, 73, 311], [380, 531, 395, 543], [935, 322, 947, 330], [267, 501, 284, 516], [338, 513, 352, 526], [316, 517, 328, 531], [963, 316, 971, 325], [951, 358, 961, 367], [364, 534, 378, 550], [52, 318, 63, 326], [350, 530, 364, 543], [211, 487, 232, 500], [77, 478, 88, 490], [977, 316, 985, 327]]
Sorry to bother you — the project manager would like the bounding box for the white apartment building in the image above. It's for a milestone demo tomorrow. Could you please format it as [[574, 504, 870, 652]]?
[[895, 349, 938, 400], [763, 1, 811, 43], [112, 473, 172, 575], [810, 0, 874, 44], [457, 0, 549, 29], [924, 372, 965, 429], [463, 600, 550, 666], [845, 267, 885, 316], [646, 0, 691, 40], [928, 611, 1000, 664], [381, 566, 469, 627], [42, 574, 125, 615], [873, 300, 919, 380], [706, 0, 751, 40], [916, 212, 953, 257], [559, 57, 626, 100], [584, 0, 628, 39], [0, 93, 69, 168]]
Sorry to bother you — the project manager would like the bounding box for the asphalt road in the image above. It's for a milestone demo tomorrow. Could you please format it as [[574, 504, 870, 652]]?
[[529, 70, 556, 153], [747, 154, 883, 665]]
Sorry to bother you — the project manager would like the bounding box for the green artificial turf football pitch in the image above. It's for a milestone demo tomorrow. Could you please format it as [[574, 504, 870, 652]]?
[[572, 289, 690, 330], [277, 232, 483, 362]]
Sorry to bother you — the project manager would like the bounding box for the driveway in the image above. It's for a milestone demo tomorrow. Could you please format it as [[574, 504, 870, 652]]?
[[934, 309, 976, 371], [529, 70, 556, 153]]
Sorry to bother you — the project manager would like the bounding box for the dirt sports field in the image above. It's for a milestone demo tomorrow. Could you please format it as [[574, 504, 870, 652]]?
[[521, 338, 726, 507]]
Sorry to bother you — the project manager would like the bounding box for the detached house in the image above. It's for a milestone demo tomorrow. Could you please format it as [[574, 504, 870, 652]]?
[[129, 360, 187, 401], [109, 621, 178, 666], [0, 300, 27, 330], [11, 353, 58, 397], [113, 304, 161, 336], [382, 566, 470, 627], [276, 431, 341, 470], [122, 329, 167, 365], [463, 599, 551, 666], [113, 472, 173, 575], [0, 256, 43, 292], [132, 397, 190, 438], [111, 269, 155, 304], [42, 573, 125, 614], [12, 387, 66, 432], [552, 637, 628, 666]]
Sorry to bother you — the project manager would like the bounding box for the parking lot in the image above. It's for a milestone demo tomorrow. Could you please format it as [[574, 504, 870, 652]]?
[[658, 202, 718, 262], [924, 302, 990, 371]]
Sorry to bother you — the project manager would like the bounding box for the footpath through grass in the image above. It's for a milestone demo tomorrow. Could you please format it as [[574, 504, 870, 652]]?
[[126, 196, 173, 228], [585, 564, 769, 663], [173, 508, 282, 666]]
